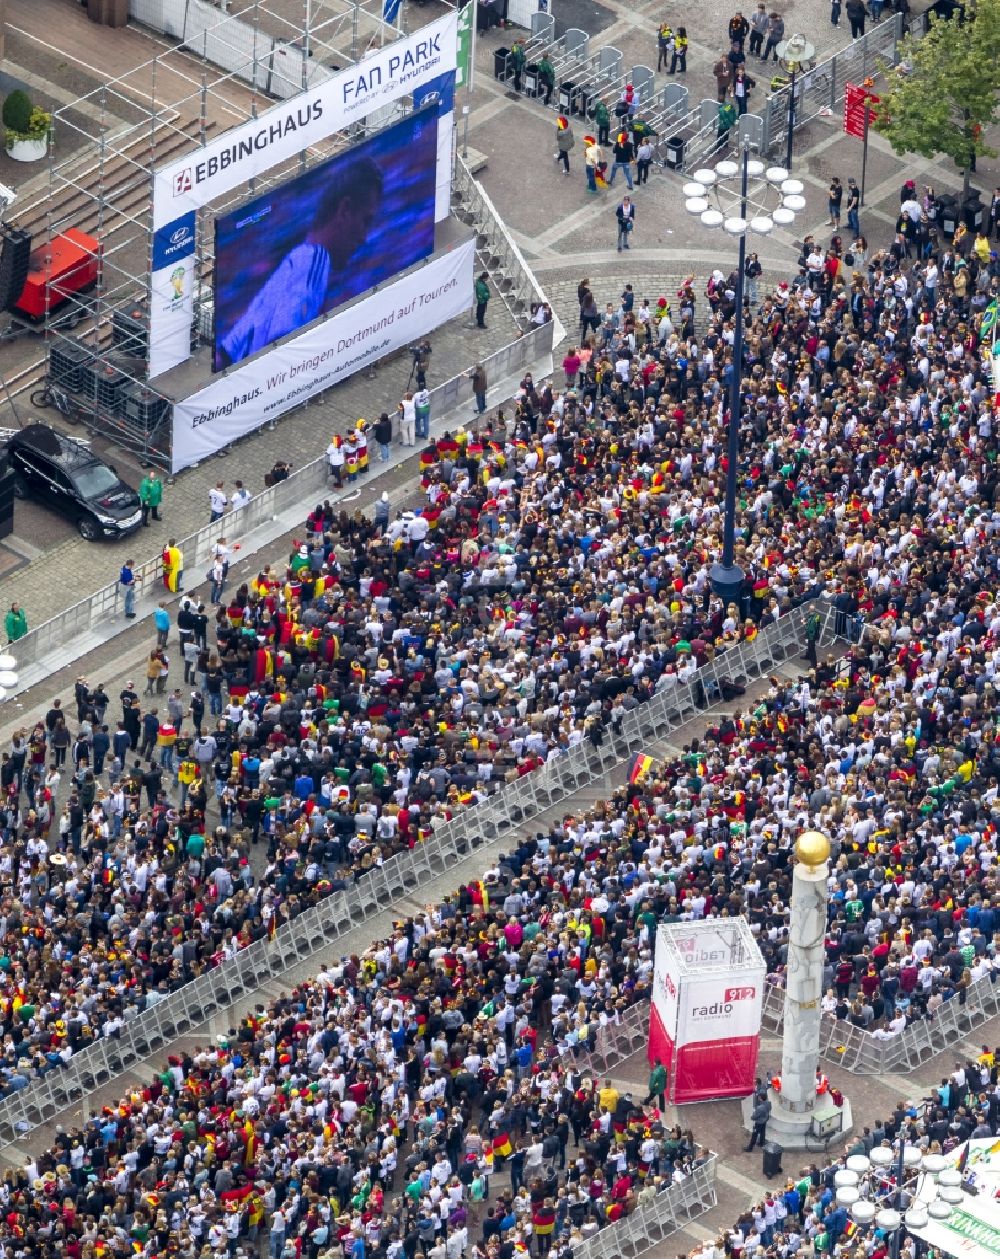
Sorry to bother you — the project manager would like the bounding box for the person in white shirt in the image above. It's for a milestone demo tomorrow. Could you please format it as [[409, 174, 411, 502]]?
[[231, 480, 251, 511], [208, 482, 228, 522], [327, 438, 345, 486], [398, 393, 417, 446]]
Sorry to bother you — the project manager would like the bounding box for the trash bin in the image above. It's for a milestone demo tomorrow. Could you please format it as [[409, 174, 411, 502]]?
[[573, 84, 593, 118], [963, 192, 984, 231], [558, 81, 577, 112], [524, 64, 540, 97], [937, 194, 959, 237], [494, 48, 511, 81], [665, 135, 685, 169], [762, 1141, 783, 1179]]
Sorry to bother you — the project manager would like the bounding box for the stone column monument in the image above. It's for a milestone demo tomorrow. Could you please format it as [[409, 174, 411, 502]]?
[[744, 830, 852, 1150]]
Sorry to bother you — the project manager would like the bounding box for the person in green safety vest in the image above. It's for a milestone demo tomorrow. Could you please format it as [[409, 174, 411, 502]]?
[[594, 97, 611, 145], [718, 96, 737, 141], [538, 54, 555, 105], [4, 603, 27, 643], [645, 1057, 668, 1108], [509, 40, 526, 92]]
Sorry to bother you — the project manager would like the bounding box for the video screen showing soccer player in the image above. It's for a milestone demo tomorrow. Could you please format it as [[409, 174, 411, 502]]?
[[213, 108, 437, 371]]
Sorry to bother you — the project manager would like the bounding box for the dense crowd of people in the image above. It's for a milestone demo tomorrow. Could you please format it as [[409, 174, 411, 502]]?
[[0, 831, 712, 1259], [0, 153, 998, 1255]]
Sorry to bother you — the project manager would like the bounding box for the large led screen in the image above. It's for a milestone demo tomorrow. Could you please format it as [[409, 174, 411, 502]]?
[[212, 108, 438, 372]]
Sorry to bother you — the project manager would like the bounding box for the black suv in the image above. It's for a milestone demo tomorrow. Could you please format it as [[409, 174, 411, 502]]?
[[4, 423, 142, 540]]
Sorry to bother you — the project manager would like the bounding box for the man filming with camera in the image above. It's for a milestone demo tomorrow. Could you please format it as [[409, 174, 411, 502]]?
[[411, 339, 431, 389]]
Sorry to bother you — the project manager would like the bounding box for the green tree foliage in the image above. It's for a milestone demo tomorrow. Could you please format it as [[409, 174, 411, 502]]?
[[1, 89, 32, 136], [875, 0, 1000, 197]]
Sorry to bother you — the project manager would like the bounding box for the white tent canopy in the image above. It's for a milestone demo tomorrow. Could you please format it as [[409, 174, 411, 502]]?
[[908, 1139, 1000, 1259]]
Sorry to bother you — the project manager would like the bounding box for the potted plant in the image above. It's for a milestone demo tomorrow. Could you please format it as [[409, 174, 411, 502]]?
[[3, 89, 52, 162]]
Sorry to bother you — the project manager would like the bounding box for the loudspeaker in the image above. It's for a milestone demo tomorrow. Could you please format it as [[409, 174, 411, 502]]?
[[83, 358, 128, 418], [0, 228, 32, 312], [0, 461, 16, 541], [120, 382, 170, 433], [49, 337, 94, 394]]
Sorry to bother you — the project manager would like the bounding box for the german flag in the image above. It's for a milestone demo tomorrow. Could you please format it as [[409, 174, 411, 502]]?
[[532, 1206, 556, 1236], [492, 1132, 512, 1158], [629, 754, 654, 785]]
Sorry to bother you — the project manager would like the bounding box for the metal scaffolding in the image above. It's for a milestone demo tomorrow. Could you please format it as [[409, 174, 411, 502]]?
[[2, 0, 412, 467]]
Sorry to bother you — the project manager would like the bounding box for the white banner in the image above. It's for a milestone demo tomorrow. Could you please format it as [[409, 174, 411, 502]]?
[[148, 12, 457, 380], [149, 211, 197, 380], [676, 971, 765, 1047], [652, 936, 679, 1040], [170, 239, 474, 473], [153, 12, 458, 228]]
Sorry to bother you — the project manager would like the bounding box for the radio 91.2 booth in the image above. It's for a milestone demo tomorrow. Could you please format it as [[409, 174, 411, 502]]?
[[650, 919, 766, 1104]]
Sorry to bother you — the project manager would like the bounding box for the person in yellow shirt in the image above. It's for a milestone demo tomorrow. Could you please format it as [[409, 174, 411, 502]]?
[[177, 757, 199, 810], [671, 27, 689, 74], [598, 1078, 619, 1114]]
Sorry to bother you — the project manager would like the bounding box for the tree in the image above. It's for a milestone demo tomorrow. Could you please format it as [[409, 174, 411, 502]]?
[[1, 90, 32, 138], [874, 0, 1000, 199]]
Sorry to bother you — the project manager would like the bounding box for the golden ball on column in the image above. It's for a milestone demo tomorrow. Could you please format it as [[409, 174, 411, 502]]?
[[795, 830, 831, 869]]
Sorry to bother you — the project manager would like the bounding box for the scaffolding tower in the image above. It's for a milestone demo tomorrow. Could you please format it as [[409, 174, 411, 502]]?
[[2, 0, 417, 467]]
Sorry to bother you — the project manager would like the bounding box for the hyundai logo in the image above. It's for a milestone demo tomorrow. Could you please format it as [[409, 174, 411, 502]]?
[[170, 225, 193, 247]]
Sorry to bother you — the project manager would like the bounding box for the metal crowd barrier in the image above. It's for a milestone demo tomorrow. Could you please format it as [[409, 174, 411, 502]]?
[[0, 601, 833, 1148], [760, 17, 903, 157], [567, 1002, 652, 1080], [762, 971, 1000, 1075], [454, 158, 565, 342], [572, 1155, 718, 1259]]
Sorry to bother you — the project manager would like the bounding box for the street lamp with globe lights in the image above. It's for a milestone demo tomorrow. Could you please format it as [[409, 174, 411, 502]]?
[[776, 33, 816, 171], [683, 145, 801, 607], [835, 1145, 962, 1259]]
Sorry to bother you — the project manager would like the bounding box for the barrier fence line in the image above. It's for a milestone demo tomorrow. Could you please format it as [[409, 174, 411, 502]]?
[[564, 1000, 652, 1080], [0, 601, 833, 1150], [571, 1154, 719, 1259], [760, 16, 903, 156], [761, 971, 1000, 1075], [2, 321, 554, 699], [454, 158, 567, 348]]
